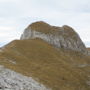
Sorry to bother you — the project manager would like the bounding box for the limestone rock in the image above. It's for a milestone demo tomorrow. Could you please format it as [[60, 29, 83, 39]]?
[[20, 21, 88, 54], [0, 65, 50, 90]]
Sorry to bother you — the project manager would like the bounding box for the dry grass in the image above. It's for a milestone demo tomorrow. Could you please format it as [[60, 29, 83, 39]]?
[[28, 21, 52, 33], [0, 39, 90, 90], [87, 48, 90, 51], [25, 21, 80, 41]]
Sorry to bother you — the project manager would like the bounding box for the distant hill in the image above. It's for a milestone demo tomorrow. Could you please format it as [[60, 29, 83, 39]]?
[[0, 21, 90, 90]]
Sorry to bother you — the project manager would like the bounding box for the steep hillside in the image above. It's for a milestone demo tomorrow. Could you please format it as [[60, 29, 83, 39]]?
[[20, 21, 88, 54], [0, 39, 90, 90]]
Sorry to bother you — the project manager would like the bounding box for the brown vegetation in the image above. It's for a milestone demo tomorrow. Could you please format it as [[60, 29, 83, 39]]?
[[0, 39, 90, 90]]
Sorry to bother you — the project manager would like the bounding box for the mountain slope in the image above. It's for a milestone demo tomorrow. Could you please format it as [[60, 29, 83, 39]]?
[[0, 39, 90, 90]]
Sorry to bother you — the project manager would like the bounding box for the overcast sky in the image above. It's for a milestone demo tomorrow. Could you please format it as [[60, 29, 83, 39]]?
[[0, 0, 90, 47]]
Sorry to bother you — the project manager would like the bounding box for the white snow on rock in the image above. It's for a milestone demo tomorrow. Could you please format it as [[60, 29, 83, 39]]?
[[0, 65, 50, 90]]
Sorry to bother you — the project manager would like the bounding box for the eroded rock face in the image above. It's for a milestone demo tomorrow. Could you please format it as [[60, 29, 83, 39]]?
[[0, 65, 50, 90], [20, 21, 88, 54]]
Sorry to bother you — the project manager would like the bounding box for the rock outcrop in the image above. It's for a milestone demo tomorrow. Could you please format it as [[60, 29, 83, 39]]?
[[0, 65, 50, 90], [20, 21, 88, 54]]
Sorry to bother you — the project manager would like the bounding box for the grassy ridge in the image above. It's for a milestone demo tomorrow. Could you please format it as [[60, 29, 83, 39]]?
[[0, 39, 90, 90]]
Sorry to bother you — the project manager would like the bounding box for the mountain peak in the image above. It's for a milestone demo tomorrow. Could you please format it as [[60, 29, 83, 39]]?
[[30, 21, 50, 27], [20, 21, 88, 54], [26, 21, 51, 33]]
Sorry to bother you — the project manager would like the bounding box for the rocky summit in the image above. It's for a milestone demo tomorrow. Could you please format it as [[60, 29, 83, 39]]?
[[20, 21, 88, 54]]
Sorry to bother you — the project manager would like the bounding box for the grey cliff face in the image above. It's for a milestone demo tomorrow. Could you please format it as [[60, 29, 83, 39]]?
[[20, 22, 88, 54]]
